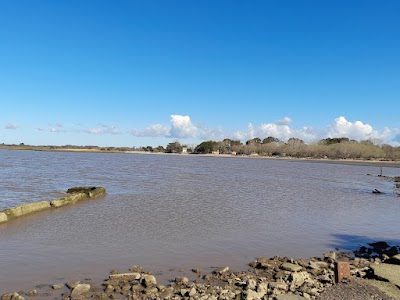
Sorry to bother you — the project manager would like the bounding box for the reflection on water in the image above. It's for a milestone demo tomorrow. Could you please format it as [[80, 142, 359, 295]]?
[[0, 150, 399, 291]]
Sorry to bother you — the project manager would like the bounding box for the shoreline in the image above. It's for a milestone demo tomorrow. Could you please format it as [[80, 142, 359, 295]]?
[[2, 244, 400, 300], [2, 147, 400, 168]]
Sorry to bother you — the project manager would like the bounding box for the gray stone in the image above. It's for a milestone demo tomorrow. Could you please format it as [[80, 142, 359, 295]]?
[[275, 294, 306, 300], [109, 272, 140, 280], [104, 285, 114, 293], [269, 282, 288, 291], [25, 290, 37, 297], [52, 284, 64, 290], [281, 263, 303, 272], [1, 293, 25, 300], [66, 281, 81, 289], [246, 289, 262, 300], [70, 283, 91, 297], [215, 266, 229, 274], [175, 276, 189, 285], [246, 278, 257, 290], [324, 251, 336, 262], [140, 274, 157, 287], [289, 272, 310, 289]]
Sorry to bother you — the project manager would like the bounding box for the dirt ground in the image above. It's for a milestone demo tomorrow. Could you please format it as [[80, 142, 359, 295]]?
[[317, 279, 398, 300]]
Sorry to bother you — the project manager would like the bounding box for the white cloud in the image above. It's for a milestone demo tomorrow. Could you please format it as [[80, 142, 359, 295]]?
[[128, 115, 399, 145], [170, 115, 198, 138], [328, 116, 374, 140], [131, 114, 200, 139], [233, 123, 256, 140], [276, 117, 293, 126], [131, 124, 170, 137], [259, 123, 292, 141], [326, 116, 399, 144], [84, 125, 119, 135], [5, 123, 18, 130], [50, 127, 63, 133]]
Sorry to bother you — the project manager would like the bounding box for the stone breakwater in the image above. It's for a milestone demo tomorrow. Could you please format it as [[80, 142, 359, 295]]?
[[2, 243, 400, 300], [0, 186, 106, 223]]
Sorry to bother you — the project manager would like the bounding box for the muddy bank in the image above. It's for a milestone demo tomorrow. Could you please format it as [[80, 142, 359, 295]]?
[[2, 243, 400, 300]]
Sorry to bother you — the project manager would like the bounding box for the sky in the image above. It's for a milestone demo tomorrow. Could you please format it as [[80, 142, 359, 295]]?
[[1, 1, 399, 147]]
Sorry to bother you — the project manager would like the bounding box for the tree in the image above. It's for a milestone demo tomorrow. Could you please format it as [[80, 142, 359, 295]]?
[[262, 136, 280, 144], [194, 141, 219, 154], [166, 141, 183, 153], [246, 137, 261, 145]]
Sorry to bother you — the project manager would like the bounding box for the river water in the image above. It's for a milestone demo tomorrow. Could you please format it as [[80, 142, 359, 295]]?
[[0, 149, 399, 292]]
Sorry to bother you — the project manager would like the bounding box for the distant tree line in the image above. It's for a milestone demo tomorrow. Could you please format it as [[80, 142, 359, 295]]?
[[191, 137, 400, 160], [2, 137, 400, 160]]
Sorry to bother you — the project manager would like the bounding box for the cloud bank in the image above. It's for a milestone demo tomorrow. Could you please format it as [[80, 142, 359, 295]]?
[[131, 115, 399, 145], [29, 115, 399, 146]]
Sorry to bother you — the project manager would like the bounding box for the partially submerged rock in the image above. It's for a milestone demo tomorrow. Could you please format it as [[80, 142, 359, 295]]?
[[0, 186, 106, 222], [0, 212, 7, 223], [67, 186, 106, 198], [2, 201, 50, 219]]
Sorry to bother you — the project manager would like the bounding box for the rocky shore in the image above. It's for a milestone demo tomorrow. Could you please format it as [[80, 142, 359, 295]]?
[[2, 243, 400, 300]]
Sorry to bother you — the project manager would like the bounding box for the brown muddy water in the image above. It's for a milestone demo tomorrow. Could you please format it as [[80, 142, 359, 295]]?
[[0, 149, 399, 293]]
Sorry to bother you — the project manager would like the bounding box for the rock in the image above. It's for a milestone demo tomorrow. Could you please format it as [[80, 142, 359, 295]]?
[[289, 272, 310, 289], [70, 283, 90, 298], [67, 187, 106, 198], [140, 274, 157, 287], [1, 293, 25, 300], [370, 264, 400, 287], [0, 212, 7, 223], [25, 290, 37, 297], [257, 282, 268, 295], [108, 272, 140, 280], [175, 277, 189, 285], [269, 282, 288, 291], [214, 266, 229, 274], [246, 278, 257, 290], [2, 201, 50, 219], [275, 270, 289, 280], [246, 289, 263, 300], [281, 263, 303, 272], [104, 285, 114, 293], [275, 294, 306, 299], [129, 265, 144, 273], [191, 268, 202, 276], [52, 284, 64, 290], [159, 287, 174, 298], [324, 252, 336, 262], [188, 287, 197, 297], [66, 281, 81, 289], [386, 254, 400, 265], [369, 241, 390, 250], [50, 193, 87, 208]]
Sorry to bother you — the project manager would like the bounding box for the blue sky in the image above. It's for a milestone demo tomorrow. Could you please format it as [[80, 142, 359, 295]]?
[[1, 1, 399, 147]]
